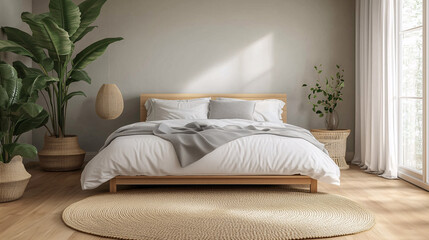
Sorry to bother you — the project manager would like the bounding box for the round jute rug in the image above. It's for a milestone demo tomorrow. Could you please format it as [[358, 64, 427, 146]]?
[[62, 186, 375, 240]]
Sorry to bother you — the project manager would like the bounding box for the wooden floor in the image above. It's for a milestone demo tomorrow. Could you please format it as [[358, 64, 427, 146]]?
[[0, 164, 428, 240]]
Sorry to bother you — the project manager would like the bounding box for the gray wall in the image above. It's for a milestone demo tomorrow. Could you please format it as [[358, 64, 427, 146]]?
[[31, 0, 355, 154], [0, 0, 33, 145]]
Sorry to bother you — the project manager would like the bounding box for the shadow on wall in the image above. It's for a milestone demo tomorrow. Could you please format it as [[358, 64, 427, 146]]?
[[75, 96, 140, 151]]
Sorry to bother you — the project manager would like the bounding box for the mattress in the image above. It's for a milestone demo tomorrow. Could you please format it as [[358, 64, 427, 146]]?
[[81, 119, 340, 189]]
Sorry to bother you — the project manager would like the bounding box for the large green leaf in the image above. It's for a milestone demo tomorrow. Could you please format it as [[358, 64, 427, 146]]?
[[0, 85, 8, 109], [21, 12, 72, 57], [62, 91, 86, 106], [12, 61, 49, 102], [22, 75, 58, 102], [3, 143, 37, 160], [1, 27, 54, 71], [70, 0, 106, 42], [72, 37, 123, 69], [73, 25, 96, 43], [0, 40, 34, 58], [14, 110, 49, 135], [17, 102, 44, 118], [67, 69, 91, 86], [49, 0, 81, 36], [0, 63, 22, 107], [12, 61, 44, 79]]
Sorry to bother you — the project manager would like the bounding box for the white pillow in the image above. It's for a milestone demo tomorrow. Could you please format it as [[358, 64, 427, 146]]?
[[145, 98, 210, 121], [217, 98, 285, 123]]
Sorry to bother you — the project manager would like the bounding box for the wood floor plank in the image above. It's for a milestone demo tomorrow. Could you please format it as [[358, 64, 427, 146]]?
[[0, 164, 428, 240]]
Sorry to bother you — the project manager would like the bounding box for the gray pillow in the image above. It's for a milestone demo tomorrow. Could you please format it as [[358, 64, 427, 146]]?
[[209, 100, 255, 120]]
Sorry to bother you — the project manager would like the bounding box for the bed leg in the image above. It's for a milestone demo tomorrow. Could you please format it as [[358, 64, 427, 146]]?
[[110, 178, 117, 193], [310, 179, 317, 193]]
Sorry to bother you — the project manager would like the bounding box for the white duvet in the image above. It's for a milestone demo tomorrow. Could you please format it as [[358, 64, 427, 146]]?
[[81, 119, 340, 190]]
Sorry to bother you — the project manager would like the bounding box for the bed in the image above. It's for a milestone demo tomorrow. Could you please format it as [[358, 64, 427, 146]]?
[[81, 93, 340, 193]]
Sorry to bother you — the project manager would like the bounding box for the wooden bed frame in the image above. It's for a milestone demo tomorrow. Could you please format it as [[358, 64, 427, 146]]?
[[109, 93, 318, 193]]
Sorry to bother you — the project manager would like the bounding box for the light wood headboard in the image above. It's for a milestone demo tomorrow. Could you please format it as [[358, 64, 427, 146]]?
[[140, 93, 287, 122]]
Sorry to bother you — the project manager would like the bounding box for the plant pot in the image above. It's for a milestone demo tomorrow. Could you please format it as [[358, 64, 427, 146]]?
[[38, 135, 85, 171], [325, 110, 340, 130], [0, 156, 31, 203]]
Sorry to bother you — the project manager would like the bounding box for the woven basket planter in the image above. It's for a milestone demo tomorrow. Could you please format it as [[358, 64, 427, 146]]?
[[0, 156, 31, 203], [311, 129, 351, 170], [38, 135, 85, 171]]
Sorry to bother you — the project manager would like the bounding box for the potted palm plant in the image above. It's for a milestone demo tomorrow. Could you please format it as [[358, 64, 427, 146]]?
[[0, 0, 123, 171], [302, 64, 345, 130], [0, 62, 51, 202]]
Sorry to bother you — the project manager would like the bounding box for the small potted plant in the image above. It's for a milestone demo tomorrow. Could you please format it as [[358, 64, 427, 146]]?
[[0, 62, 51, 202], [302, 64, 345, 130]]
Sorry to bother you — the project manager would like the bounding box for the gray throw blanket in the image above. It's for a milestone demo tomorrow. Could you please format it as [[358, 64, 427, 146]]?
[[100, 122, 327, 167]]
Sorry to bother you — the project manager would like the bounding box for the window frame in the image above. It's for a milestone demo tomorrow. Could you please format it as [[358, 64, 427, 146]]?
[[397, 0, 429, 189]]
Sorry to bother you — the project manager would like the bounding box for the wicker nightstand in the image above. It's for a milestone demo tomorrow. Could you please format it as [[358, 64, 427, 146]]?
[[310, 129, 350, 170]]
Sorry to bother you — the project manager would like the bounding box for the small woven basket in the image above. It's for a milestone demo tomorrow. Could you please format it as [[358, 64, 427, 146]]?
[[0, 156, 31, 202], [310, 129, 351, 169]]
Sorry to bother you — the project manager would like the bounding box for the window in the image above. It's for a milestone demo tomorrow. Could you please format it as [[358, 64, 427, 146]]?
[[398, 0, 427, 186]]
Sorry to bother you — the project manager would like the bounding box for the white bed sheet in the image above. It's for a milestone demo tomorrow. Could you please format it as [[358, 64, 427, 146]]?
[[81, 119, 340, 190]]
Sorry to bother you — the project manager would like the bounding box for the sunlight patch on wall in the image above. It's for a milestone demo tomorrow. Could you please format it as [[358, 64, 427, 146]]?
[[182, 34, 273, 92], [240, 34, 273, 81]]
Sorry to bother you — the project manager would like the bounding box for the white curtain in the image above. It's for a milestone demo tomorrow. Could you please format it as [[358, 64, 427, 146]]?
[[353, 0, 398, 179]]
